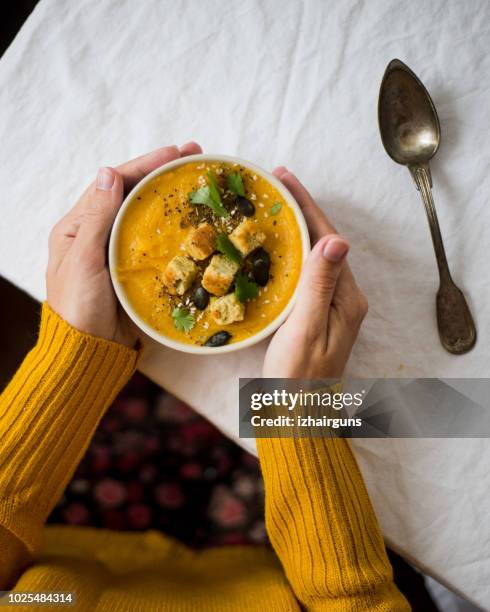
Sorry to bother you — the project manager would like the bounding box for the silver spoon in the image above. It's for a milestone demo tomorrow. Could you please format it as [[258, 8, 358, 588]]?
[[378, 58, 476, 354]]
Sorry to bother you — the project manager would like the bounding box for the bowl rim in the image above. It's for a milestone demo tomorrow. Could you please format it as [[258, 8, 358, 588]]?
[[108, 153, 311, 355]]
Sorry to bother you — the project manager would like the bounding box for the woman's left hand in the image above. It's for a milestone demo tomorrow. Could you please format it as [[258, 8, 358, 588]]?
[[47, 142, 202, 347]]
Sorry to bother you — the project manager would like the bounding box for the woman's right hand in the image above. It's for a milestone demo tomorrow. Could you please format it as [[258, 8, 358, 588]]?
[[263, 168, 368, 379]]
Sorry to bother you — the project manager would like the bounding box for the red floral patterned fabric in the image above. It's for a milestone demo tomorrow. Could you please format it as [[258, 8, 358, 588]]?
[[48, 373, 266, 548]]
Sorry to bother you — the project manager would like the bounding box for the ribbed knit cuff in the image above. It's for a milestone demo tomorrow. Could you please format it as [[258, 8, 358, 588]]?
[[0, 303, 140, 553], [257, 437, 410, 610]]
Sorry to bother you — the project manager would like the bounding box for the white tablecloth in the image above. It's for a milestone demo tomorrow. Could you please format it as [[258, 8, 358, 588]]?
[[1, 0, 489, 607]]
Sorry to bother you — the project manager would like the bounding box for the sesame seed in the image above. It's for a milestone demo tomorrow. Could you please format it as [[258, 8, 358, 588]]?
[[263, 194, 269, 199], [258, 203, 264, 208]]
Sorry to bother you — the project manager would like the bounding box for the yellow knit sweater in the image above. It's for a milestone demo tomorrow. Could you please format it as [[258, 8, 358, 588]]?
[[0, 304, 410, 611]]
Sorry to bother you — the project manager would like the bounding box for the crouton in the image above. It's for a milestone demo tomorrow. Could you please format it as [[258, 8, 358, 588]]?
[[209, 293, 245, 325], [202, 254, 239, 296], [163, 255, 197, 295], [185, 222, 217, 260], [228, 219, 265, 257]]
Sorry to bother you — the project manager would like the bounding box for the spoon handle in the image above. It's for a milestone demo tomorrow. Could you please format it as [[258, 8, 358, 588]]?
[[409, 163, 476, 354]]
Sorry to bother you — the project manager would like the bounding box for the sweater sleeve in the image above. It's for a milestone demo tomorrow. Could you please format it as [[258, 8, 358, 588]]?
[[257, 436, 411, 611], [0, 303, 139, 587]]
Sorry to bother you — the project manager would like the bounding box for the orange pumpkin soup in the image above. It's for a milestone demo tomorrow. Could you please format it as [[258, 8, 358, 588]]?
[[115, 160, 303, 347]]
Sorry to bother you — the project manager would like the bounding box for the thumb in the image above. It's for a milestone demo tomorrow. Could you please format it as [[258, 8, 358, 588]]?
[[288, 234, 349, 337], [76, 167, 124, 250]]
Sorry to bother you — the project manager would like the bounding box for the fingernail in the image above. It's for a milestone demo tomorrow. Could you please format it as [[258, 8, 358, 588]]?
[[274, 166, 288, 178], [323, 239, 348, 262], [180, 141, 199, 150], [96, 167, 115, 191]]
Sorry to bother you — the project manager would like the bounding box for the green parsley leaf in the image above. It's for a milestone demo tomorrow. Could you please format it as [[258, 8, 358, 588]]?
[[216, 233, 242, 264], [207, 170, 230, 217], [207, 170, 221, 200], [189, 186, 211, 205], [189, 184, 230, 218], [227, 172, 245, 197], [172, 307, 195, 332], [235, 272, 259, 303], [270, 201, 282, 215]]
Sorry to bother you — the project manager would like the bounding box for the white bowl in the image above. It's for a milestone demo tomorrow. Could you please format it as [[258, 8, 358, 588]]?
[[109, 154, 310, 354]]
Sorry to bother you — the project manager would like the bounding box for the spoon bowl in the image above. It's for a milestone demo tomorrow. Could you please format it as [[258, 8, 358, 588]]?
[[379, 59, 440, 165]]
